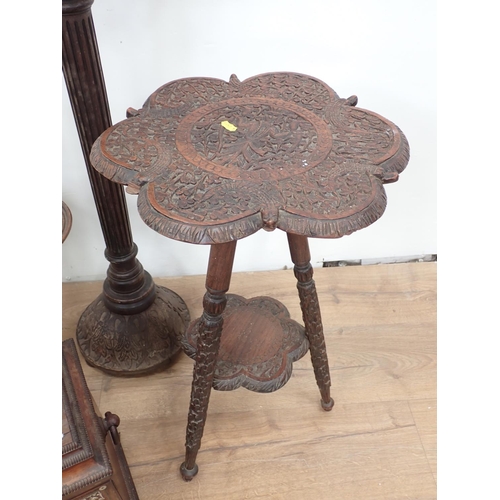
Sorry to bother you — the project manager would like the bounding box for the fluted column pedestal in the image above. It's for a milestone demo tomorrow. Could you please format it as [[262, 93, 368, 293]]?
[[62, 0, 190, 375]]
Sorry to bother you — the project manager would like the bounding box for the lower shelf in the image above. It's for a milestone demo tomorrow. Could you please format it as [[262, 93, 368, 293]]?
[[181, 294, 309, 393]]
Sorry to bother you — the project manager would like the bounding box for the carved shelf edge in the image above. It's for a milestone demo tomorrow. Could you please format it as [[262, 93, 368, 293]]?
[[181, 294, 309, 393], [89, 72, 410, 245]]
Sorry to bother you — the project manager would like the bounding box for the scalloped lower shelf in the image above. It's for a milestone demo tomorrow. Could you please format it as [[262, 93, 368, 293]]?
[[181, 294, 309, 393]]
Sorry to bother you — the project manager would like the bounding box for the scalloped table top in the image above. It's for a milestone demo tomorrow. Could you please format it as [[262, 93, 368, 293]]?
[[90, 72, 409, 245]]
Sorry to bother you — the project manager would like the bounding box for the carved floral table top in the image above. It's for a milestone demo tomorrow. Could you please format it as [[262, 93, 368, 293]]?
[[90, 72, 409, 245]]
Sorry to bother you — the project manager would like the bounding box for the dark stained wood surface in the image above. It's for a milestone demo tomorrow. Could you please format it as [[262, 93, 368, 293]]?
[[90, 72, 409, 245]]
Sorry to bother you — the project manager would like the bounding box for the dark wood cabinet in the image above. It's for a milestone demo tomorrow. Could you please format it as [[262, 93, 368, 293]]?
[[62, 339, 139, 499]]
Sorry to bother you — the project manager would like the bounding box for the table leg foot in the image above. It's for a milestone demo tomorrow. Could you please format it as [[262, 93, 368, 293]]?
[[180, 462, 199, 481], [321, 397, 335, 411]]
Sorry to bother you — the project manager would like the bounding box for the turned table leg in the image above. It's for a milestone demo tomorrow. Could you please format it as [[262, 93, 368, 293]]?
[[287, 233, 334, 411], [181, 240, 237, 481]]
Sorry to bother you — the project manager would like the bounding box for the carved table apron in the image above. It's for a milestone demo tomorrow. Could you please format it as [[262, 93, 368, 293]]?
[[89, 72, 410, 480]]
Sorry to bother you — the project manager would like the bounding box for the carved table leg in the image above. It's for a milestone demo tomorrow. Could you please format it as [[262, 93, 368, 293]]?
[[62, 0, 190, 375], [181, 241, 237, 481], [287, 233, 334, 411]]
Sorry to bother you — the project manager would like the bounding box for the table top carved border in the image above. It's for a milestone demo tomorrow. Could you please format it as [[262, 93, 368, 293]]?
[[90, 72, 409, 244]]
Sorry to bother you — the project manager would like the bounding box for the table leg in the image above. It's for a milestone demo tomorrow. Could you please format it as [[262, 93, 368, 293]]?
[[287, 233, 334, 411], [181, 240, 237, 481]]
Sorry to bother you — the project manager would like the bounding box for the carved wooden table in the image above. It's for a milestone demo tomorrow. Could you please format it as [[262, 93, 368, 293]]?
[[89, 72, 410, 480]]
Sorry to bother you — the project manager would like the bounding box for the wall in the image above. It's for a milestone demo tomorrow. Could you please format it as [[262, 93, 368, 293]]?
[[62, 0, 436, 281]]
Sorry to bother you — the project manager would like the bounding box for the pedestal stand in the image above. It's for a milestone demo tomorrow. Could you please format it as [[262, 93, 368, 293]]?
[[62, 0, 190, 375]]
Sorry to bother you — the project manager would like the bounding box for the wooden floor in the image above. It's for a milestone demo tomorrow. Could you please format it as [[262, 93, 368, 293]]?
[[62, 262, 436, 500]]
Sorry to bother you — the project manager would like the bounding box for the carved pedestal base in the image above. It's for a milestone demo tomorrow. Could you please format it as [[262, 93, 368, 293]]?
[[182, 294, 309, 393], [77, 286, 190, 376]]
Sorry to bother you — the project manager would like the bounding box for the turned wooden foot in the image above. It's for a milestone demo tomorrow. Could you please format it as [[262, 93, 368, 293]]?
[[287, 233, 334, 410]]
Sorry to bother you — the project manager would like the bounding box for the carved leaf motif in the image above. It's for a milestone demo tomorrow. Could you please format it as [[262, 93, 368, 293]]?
[[182, 295, 309, 393], [76, 288, 190, 373], [90, 72, 410, 244]]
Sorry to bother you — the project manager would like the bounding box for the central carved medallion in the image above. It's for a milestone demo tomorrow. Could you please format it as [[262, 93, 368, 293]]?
[[175, 97, 333, 181]]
